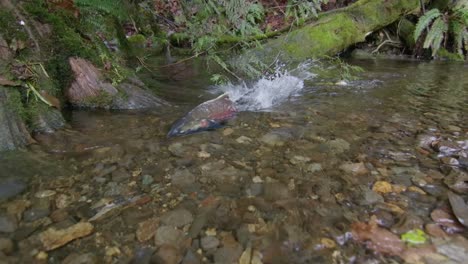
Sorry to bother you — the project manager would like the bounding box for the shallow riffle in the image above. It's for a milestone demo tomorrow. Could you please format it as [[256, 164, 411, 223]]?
[[0, 59, 467, 263]]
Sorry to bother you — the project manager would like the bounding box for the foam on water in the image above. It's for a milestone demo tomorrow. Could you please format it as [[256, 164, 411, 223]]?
[[213, 62, 315, 111]]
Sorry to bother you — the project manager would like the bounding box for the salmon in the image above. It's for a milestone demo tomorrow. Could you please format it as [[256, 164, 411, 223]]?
[[167, 93, 237, 137]]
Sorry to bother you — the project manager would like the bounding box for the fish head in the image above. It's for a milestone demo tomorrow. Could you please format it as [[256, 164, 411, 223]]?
[[167, 117, 222, 137]]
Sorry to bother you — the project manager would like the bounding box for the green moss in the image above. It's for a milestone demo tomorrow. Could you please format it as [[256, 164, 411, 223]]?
[[0, 10, 28, 42], [280, 13, 361, 59], [81, 90, 114, 108], [31, 64, 59, 96], [437, 48, 464, 61], [257, 0, 422, 61], [5, 88, 30, 122], [24, 1, 97, 59], [127, 34, 147, 56], [23, 0, 101, 91], [128, 34, 146, 44], [26, 100, 51, 128]]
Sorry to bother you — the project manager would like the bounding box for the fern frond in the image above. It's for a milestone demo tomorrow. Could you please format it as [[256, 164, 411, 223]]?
[[246, 4, 264, 25], [451, 20, 465, 54], [414, 8, 442, 41], [286, 0, 323, 25], [463, 28, 468, 51], [423, 17, 448, 55], [193, 36, 216, 54], [431, 30, 445, 56], [206, 0, 222, 16], [221, 0, 246, 25], [75, 0, 127, 20]]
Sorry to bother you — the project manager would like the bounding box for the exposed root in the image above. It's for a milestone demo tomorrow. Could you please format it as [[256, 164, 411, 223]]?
[[372, 30, 402, 54], [372, 39, 402, 53]]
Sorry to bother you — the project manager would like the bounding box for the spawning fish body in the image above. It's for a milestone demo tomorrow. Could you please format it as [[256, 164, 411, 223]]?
[[167, 93, 237, 137]]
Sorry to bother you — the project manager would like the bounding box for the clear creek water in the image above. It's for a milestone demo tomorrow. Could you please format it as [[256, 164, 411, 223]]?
[[0, 58, 467, 263]]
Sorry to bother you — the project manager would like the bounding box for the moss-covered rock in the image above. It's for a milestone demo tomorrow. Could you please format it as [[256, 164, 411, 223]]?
[[0, 36, 13, 73], [66, 57, 168, 109], [0, 87, 34, 151], [0, 10, 28, 43]]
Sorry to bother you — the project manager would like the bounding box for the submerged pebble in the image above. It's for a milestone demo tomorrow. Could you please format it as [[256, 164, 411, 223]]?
[[0, 179, 26, 200], [0, 215, 17, 233], [448, 192, 468, 227], [1, 60, 467, 264]]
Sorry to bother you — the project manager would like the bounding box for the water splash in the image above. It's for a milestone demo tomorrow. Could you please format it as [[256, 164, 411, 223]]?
[[213, 62, 316, 111]]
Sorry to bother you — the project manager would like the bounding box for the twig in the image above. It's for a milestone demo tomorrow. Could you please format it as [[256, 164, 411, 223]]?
[[130, 16, 138, 34]]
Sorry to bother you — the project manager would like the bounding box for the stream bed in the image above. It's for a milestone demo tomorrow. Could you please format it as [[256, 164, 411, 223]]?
[[0, 59, 467, 263]]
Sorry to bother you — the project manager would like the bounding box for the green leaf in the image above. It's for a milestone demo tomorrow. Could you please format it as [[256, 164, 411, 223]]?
[[401, 229, 428, 245], [414, 8, 442, 41]]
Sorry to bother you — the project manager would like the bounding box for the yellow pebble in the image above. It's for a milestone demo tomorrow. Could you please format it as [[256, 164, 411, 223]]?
[[372, 181, 393, 194], [408, 186, 426, 195], [320, 238, 336, 249], [36, 251, 48, 260]]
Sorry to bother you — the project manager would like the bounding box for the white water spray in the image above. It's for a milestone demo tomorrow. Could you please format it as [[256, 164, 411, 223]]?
[[213, 62, 316, 111]]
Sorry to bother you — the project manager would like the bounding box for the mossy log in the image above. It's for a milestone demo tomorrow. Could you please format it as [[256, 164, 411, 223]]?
[[247, 0, 424, 61]]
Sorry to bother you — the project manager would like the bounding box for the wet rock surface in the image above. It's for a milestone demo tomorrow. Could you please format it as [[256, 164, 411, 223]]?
[[0, 61, 467, 263], [66, 57, 167, 109], [32, 108, 66, 134]]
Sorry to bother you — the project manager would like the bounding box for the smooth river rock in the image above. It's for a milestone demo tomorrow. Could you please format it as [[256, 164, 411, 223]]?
[[66, 57, 168, 109], [161, 209, 194, 228], [39, 222, 94, 251]]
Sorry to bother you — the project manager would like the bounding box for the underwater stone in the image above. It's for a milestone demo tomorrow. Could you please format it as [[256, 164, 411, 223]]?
[[161, 209, 194, 228], [0, 178, 26, 200], [0, 215, 17, 233]]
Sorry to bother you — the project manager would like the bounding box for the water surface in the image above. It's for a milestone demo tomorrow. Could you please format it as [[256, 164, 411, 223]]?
[[1, 59, 467, 263]]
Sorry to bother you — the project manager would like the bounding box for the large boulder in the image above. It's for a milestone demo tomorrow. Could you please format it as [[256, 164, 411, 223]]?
[[0, 87, 34, 151], [66, 57, 168, 109]]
